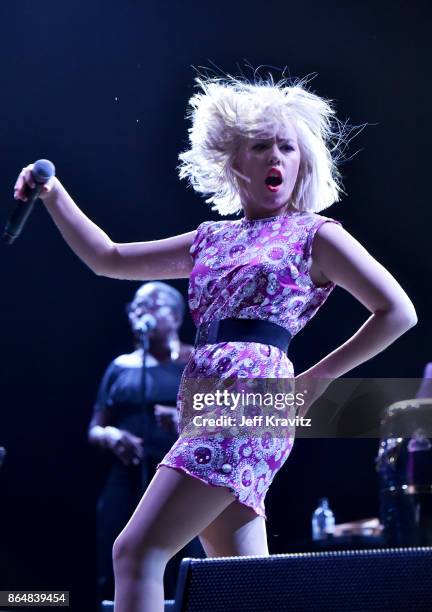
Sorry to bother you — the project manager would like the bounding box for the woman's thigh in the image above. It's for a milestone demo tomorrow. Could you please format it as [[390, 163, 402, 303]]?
[[115, 466, 236, 559], [199, 500, 269, 557]]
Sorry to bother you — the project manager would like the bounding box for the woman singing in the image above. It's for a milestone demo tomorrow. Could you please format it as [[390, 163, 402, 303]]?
[[14, 74, 417, 612]]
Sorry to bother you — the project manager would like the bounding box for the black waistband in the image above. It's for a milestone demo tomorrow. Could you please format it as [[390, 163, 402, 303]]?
[[194, 318, 291, 353]]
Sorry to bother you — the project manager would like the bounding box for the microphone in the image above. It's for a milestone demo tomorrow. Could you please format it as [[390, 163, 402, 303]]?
[[3, 159, 56, 244], [134, 314, 157, 334]]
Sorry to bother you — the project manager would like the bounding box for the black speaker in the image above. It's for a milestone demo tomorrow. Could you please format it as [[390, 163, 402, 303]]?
[[173, 547, 432, 611]]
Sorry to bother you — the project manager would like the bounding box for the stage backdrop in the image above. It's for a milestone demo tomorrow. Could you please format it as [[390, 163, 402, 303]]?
[[0, 1, 429, 608]]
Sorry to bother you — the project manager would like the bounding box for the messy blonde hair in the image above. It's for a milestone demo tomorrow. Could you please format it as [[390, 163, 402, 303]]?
[[178, 72, 352, 216]]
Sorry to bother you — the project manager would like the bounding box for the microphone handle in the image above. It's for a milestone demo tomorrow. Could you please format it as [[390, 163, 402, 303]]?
[[3, 183, 43, 244]]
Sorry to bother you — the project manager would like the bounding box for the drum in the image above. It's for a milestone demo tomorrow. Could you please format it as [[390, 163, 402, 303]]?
[[376, 399, 432, 545]]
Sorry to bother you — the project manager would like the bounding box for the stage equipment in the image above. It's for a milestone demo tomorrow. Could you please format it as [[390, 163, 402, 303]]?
[[99, 548, 432, 611], [377, 399, 432, 546]]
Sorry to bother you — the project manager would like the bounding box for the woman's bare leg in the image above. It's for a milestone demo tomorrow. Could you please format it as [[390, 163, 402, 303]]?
[[112, 466, 236, 612], [199, 500, 269, 557]]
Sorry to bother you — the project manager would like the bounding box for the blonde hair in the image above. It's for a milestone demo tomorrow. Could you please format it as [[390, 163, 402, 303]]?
[[178, 73, 351, 216]]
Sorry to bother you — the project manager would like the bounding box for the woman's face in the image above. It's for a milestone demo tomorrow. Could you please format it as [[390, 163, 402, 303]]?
[[233, 120, 301, 219], [129, 289, 181, 337]]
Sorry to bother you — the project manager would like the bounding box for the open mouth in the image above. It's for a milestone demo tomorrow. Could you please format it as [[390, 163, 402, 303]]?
[[265, 168, 283, 191], [265, 176, 283, 187]]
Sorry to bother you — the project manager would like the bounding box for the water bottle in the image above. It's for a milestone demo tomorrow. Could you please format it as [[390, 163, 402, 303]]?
[[312, 497, 335, 540]]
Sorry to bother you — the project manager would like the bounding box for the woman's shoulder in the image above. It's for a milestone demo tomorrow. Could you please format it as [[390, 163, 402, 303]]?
[[113, 350, 158, 368], [295, 210, 340, 225], [114, 351, 141, 368], [195, 218, 234, 232], [292, 211, 342, 239], [192, 218, 237, 245]]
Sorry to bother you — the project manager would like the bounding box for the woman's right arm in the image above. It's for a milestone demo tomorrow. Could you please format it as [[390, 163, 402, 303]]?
[[14, 166, 196, 280]]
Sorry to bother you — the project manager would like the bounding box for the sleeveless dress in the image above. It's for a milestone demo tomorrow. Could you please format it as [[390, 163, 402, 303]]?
[[157, 211, 341, 518]]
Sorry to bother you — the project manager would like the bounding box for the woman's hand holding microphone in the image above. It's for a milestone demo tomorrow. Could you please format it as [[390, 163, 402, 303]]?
[[13, 161, 57, 203], [6, 160, 58, 245]]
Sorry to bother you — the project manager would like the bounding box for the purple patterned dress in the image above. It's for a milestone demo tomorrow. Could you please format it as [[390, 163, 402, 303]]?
[[157, 211, 341, 518]]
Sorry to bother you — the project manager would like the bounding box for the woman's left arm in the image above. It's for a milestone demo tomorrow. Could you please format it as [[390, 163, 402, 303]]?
[[306, 222, 417, 379]]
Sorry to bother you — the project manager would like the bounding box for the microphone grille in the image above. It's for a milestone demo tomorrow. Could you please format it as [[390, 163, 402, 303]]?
[[33, 159, 56, 184]]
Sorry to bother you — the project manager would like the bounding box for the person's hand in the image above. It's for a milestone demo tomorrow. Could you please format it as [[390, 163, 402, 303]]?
[[154, 404, 178, 433], [13, 164, 57, 202], [294, 371, 332, 418], [103, 427, 144, 466]]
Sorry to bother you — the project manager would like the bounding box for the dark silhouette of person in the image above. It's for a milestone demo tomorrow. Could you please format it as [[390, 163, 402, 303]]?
[[88, 282, 204, 603]]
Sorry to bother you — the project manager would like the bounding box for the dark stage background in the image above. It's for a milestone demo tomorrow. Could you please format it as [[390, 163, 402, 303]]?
[[0, 1, 430, 609]]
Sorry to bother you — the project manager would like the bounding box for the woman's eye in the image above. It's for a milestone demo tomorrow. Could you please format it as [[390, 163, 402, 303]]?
[[252, 143, 267, 151], [281, 144, 294, 152]]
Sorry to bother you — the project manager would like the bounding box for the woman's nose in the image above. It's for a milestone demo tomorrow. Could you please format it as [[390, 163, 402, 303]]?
[[267, 144, 281, 165]]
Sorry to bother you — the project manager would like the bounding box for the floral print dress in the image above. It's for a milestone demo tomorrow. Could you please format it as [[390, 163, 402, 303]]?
[[157, 211, 340, 518]]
